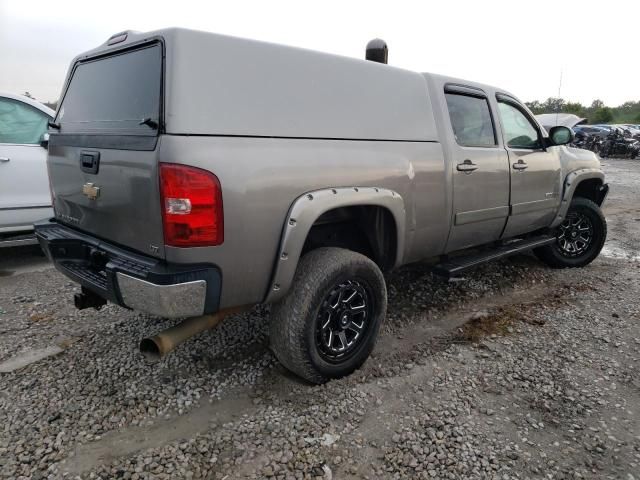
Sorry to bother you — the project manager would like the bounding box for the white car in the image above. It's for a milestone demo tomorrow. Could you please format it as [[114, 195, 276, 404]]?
[[0, 92, 55, 246]]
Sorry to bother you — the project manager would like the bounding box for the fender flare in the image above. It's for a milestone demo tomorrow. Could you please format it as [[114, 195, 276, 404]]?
[[264, 187, 406, 303], [549, 168, 605, 228]]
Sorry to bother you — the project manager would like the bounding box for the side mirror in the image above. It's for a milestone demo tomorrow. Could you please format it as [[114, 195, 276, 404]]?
[[40, 132, 50, 149], [547, 126, 574, 146]]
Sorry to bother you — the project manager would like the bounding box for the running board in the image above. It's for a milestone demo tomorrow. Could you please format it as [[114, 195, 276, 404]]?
[[433, 235, 555, 278]]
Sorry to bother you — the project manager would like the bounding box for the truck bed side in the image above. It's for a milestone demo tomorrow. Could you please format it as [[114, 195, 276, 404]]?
[[158, 135, 449, 308]]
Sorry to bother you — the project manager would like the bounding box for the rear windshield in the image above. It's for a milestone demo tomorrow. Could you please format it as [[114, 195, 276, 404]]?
[[57, 43, 162, 135]]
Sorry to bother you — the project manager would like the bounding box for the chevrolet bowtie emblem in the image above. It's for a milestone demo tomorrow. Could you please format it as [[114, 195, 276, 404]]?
[[82, 182, 100, 200]]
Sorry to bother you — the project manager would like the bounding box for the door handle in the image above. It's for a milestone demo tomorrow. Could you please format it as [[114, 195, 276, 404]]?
[[456, 160, 478, 173], [513, 159, 528, 171], [0, 157, 10, 163]]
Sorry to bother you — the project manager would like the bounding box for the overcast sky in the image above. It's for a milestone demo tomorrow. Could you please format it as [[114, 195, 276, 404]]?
[[1, 0, 638, 106]]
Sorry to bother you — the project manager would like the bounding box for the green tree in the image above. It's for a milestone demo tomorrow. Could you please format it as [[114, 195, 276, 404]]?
[[563, 102, 585, 116], [525, 100, 543, 114], [592, 107, 613, 123], [618, 101, 639, 113], [542, 97, 566, 112]]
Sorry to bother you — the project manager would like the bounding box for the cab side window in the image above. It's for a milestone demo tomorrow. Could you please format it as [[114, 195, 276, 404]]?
[[0, 97, 49, 145], [497, 101, 541, 149], [445, 93, 496, 147]]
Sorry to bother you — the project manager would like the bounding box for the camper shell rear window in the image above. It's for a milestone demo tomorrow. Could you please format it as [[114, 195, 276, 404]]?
[[56, 43, 162, 135]]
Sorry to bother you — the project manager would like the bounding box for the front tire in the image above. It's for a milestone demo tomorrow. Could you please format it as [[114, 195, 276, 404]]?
[[270, 247, 387, 384], [534, 197, 607, 268]]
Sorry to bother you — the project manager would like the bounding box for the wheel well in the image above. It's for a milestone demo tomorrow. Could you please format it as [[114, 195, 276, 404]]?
[[573, 178, 605, 205], [301, 205, 397, 271]]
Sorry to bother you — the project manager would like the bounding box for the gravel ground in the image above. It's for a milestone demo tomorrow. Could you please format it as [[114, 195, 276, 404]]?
[[0, 158, 639, 480]]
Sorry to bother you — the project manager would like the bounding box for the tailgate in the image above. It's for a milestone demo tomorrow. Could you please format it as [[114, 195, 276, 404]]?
[[48, 143, 164, 258], [48, 41, 165, 258]]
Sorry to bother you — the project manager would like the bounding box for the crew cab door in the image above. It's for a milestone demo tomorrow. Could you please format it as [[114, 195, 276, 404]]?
[[0, 96, 52, 232], [495, 95, 561, 238], [443, 85, 510, 252]]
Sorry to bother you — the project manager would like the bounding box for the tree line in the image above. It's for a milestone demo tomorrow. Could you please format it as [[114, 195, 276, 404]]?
[[524, 98, 640, 125]]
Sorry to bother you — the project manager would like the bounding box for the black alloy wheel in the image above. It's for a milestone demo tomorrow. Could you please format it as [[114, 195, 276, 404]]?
[[556, 211, 594, 258], [315, 279, 372, 362]]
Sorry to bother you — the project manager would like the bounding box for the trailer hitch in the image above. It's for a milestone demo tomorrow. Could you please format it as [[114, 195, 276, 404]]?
[[74, 287, 107, 311]]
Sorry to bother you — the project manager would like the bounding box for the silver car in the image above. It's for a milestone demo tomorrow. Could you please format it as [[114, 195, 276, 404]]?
[[0, 92, 54, 246]]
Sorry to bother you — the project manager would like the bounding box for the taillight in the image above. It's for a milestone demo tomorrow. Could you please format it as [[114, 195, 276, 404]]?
[[159, 163, 224, 247]]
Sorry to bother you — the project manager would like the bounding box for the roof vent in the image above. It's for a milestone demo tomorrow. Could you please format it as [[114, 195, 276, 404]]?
[[366, 39, 388, 64]]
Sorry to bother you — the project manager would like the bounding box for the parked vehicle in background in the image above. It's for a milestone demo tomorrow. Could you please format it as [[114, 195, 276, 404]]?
[[585, 134, 604, 154], [0, 92, 55, 247], [600, 127, 639, 159], [617, 125, 640, 138], [36, 29, 609, 383], [574, 125, 608, 138], [536, 113, 586, 132]]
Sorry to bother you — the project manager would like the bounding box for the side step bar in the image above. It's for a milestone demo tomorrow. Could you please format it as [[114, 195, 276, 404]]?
[[432, 235, 555, 278]]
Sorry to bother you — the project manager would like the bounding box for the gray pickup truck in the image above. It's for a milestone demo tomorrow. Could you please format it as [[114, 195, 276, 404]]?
[[36, 29, 608, 383]]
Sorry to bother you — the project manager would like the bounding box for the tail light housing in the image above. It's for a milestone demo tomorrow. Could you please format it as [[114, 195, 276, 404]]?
[[159, 163, 224, 247]]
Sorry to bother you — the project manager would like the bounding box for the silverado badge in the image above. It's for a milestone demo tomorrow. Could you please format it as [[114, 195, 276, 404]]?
[[82, 182, 100, 200]]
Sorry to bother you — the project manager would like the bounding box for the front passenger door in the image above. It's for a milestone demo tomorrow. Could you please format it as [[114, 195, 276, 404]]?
[[496, 96, 561, 239]]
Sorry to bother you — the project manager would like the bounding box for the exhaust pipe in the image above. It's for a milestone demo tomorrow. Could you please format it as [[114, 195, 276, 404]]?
[[139, 305, 249, 361]]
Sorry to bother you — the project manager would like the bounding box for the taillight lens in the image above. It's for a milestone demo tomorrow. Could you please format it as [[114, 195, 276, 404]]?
[[159, 163, 224, 247]]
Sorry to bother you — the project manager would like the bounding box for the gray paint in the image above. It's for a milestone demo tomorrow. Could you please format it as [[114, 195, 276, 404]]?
[[47, 28, 606, 314], [158, 135, 448, 308], [455, 206, 510, 226], [47, 143, 165, 259], [62, 29, 438, 142], [264, 187, 406, 304]]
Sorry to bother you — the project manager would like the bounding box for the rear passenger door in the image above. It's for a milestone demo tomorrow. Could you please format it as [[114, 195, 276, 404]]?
[[495, 95, 561, 238], [443, 85, 510, 252]]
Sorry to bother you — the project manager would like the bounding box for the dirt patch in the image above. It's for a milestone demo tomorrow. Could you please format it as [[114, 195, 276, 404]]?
[[455, 306, 524, 342]]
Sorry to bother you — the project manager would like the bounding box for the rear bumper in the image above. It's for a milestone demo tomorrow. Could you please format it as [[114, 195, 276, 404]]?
[[34, 220, 221, 318]]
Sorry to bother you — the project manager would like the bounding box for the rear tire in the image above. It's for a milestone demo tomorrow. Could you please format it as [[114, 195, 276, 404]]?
[[534, 197, 606, 268], [270, 247, 387, 384]]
